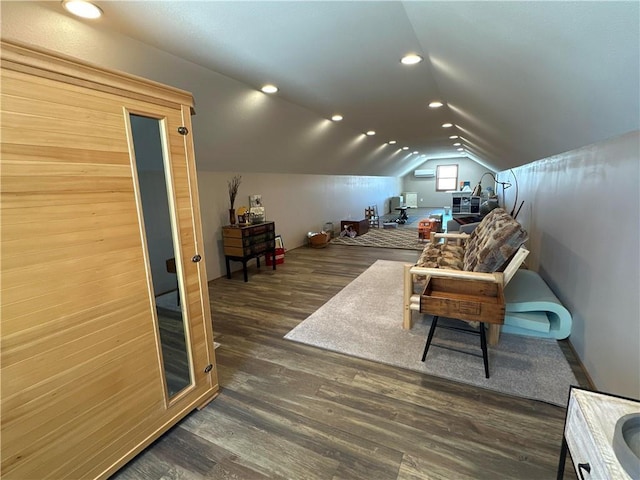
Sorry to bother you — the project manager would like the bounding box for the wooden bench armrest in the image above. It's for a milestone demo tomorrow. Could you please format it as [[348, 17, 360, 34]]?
[[430, 232, 470, 240], [409, 266, 503, 283], [410, 246, 529, 285], [503, 246, 529, 286]]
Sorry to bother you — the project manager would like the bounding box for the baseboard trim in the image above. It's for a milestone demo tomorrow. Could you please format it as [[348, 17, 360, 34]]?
[[565, 338, 596, 390]]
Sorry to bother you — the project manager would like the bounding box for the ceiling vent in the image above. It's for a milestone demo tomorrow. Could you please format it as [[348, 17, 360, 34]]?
[[414, 169, 436, 178]]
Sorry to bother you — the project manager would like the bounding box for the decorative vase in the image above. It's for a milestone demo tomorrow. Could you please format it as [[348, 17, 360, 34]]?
[[229, 208, 236, 225]]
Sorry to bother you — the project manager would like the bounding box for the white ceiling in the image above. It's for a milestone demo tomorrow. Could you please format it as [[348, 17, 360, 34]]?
[[6, 1, 640, 175]]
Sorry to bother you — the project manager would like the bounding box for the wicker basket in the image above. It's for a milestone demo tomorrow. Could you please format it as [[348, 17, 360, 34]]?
[[308, 232, 330, 248]]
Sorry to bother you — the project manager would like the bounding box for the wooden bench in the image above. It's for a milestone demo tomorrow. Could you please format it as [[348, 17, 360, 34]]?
[[402, 208, 529, 346]]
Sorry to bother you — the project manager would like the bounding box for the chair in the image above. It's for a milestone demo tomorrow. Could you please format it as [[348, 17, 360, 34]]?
[[423, 317, 491, 376], [365, 205, 380, 228], [415, 253, 527, 378], [419, 275, 506, 378]]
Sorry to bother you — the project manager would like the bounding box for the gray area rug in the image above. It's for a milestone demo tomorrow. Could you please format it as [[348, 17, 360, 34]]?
[[331, 227, 425, 250], [284, 260, 578, 406]]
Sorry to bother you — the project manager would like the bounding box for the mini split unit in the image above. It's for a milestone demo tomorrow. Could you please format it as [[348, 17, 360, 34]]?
[[414, 169, 435, 178]]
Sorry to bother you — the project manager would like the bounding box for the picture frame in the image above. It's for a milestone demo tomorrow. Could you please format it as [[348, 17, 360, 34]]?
[[249, 206, 265, 222], [249, 194, 262, 207]]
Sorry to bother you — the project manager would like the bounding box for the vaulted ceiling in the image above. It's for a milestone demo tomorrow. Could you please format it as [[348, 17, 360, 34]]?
[[3, 1, 639, 176]]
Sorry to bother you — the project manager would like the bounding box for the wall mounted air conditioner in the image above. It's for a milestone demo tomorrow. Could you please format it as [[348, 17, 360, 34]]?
[[414, 169, 436, 178]]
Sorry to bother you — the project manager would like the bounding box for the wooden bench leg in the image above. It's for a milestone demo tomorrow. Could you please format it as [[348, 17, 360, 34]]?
[[421, 316, 439, 361], [488, 324, 501, 346], [403, 264, 413, 330], [479, 322, 490, 378]]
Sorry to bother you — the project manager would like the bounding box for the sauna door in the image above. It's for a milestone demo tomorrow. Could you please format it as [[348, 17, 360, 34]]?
[[1, 45, 218, 480]]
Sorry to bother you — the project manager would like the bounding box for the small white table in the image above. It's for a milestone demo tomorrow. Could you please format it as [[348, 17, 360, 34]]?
[[557, 386, 639, 479]]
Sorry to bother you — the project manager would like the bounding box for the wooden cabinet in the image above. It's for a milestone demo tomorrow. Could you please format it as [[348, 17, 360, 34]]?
[[222, 222, 276, 282], [1, 41, 218, 479], [340, 219, 369, 236]]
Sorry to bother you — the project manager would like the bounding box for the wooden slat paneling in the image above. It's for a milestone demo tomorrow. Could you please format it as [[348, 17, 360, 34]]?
[[2, 273, 149, 334], [1, 40, 194, 110], [1, 42, 217, 480], [2, 92, 126, 128], [1, 209, 138, 242], [1, 160, 132, 179], [1, 63, 160, 479], [1, 199, 136, 224]]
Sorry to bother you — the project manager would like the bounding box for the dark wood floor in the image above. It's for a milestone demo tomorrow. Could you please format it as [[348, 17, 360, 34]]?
[[114, 244, 587, 479], [157, 307, 191, 397]]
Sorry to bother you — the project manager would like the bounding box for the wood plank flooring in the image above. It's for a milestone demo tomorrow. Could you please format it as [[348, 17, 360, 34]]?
[[157, 307, 191, 397], [113, 244, 587, 479]]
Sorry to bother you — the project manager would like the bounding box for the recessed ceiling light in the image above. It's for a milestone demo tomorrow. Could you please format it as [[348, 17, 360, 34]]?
[[442, 123, 453, 128], [457, 148, 464, 151], [400, 54, 423, 65], [449, 135, 459, 139], [453, 142, 461, 146], [261, 84, 278, 94], [366, 130, 376, 136], [331, 114, 343, 122], [388, 140, 397, 145], [413, 151, 419, 154], [428, 101, 443, 108], [402, 146, 409, 150], [62, 0, 102, 19]]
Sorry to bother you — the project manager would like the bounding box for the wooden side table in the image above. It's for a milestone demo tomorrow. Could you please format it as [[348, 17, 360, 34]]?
[[222, 222, 276, 282], [557, 386, 639, 479], [340, 219, 369, 236]]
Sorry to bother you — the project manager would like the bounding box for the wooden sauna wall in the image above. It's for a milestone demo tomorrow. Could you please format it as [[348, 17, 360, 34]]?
[[0, 42, 218, 479]]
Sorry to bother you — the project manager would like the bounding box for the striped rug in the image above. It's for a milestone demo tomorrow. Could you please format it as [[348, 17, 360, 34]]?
[[331, 226, 426, 250]]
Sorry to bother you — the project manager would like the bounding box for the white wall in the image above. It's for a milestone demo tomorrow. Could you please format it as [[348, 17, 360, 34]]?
[[0, 2, 400, 275], [0, 1, 403, 176], [500, 131, 640, 398], [402, 157, 496, 207], [197, 172, 399, 280]]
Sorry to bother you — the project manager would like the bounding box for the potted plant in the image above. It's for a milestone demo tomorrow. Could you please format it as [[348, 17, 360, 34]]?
[[227, 174, 241, 225]]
